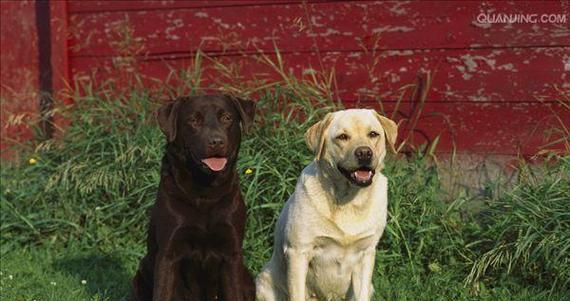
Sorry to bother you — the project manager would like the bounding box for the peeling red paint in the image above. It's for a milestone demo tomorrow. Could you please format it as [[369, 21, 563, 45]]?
[[1, 1, 38, 155], [361, 102, 570, 155], [68, 1, 569, 56], [72, 47, 568, 103]]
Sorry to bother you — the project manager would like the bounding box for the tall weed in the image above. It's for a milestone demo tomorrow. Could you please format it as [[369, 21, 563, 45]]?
[[467, 157, 570, 290]]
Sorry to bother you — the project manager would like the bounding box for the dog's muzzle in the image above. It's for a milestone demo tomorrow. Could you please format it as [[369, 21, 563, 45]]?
[[337, 164, 375, 187]]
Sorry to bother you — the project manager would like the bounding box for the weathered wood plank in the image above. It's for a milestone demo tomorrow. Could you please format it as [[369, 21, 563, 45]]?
[[357, 102, 570, 155], [50, 0, 71, 102], [70, 47, 569, 103], [68, 0, 302, 13], [0, 0, 38, 155], [68, 1, 569, 56], [70, 56, 570, 154]]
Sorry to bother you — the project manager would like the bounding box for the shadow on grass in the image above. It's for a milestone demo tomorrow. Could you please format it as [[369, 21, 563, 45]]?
[[53, 252, 132, 301]]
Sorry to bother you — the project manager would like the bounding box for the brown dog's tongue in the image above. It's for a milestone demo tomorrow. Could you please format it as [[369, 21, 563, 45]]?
[[354, 170, 372, 182], [201, 157, 228, 171]]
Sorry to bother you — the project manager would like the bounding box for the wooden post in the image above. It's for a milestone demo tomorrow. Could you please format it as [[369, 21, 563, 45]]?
[[35, 0, 54, 139]]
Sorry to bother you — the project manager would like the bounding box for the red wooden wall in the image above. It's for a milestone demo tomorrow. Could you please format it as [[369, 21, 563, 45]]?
[[2, 0, 569, 156], [1, 0, 68, 156], [1, 1, 38, 152]]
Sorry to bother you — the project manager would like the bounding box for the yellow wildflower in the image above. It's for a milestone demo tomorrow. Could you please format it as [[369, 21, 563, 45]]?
[[245, 168, 253, 175], [28, 158, 37, 165]]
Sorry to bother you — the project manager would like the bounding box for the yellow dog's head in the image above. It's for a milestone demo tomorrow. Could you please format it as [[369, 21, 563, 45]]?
[[305, 109, 398, 187]]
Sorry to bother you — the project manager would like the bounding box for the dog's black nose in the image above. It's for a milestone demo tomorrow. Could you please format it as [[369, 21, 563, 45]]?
[[355, 146, 373, 163], [208, 136, 225, 147]]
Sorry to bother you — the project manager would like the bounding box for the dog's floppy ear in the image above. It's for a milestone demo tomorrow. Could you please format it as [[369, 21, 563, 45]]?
[[227, 95, 255, 133], [156, 99, 183, 142], [374, 112, 398, 154], [305, 113, 333, 161]]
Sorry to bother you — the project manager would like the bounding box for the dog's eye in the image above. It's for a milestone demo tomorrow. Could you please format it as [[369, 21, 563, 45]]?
[[220, 113, 232, 123], [336, 134, 350, 141], [369, 131, 380, 138], [188, 115, 202, 126]]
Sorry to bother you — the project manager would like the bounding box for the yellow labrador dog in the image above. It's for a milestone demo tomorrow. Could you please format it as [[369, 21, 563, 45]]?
[[256, 109, 398, 301]]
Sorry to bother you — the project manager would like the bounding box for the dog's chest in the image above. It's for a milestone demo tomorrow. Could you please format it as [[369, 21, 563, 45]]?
[[165, 216, 237, 259], [313, 231, 377, 257], [307, 233, 377, 299], [304, 200, 384, 299]]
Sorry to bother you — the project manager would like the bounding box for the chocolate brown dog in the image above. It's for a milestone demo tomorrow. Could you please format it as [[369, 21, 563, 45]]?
[[129, 95, 255, 301]]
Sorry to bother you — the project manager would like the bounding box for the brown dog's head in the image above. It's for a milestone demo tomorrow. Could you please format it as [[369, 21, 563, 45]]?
[[157, 95, 255, 174]]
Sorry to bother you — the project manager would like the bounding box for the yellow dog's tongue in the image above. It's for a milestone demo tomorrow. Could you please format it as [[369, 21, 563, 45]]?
[[354, 170, 372, 182], [201, 157, 227, 171]]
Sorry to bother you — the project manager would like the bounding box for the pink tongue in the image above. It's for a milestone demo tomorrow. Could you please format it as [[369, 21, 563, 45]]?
[[354, 170, 372, 182], [201, 157, 227, 171]]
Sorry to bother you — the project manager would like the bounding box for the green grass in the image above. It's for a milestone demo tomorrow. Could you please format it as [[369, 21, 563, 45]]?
[[467, 161, 570, 290], [0, 243, 136, 301], [1, 245, 565, 301], [1, 86, 569, 300]]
